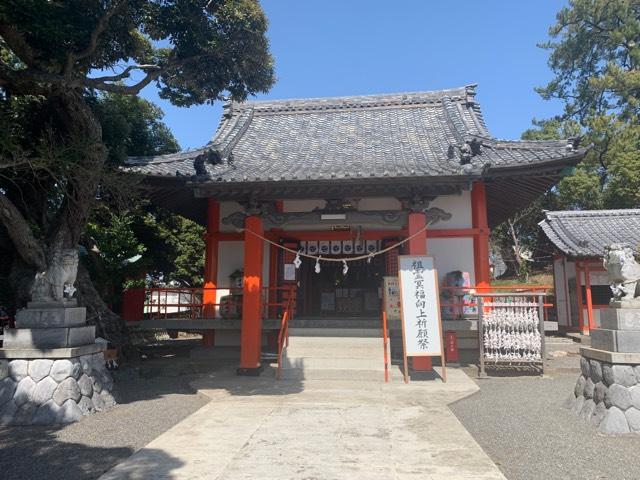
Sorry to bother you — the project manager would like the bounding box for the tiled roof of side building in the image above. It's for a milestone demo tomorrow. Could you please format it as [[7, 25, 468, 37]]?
[[124, 84, 584, 183], [539, 209, 640, 258]]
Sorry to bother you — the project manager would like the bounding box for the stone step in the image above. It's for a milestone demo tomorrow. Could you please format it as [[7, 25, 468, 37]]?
[[288, 328, 382, 338], [284, 345, 383, 359], [289, 318, 381, 329], [281, 356, 384, 370], [277, 365, 403, 382]]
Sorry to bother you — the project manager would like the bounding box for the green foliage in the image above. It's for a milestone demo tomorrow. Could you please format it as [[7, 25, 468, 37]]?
[[493, 1, 640, 279], [92, 93, 180, 165], [0, 0, 275, 104], [538, 0, 640, 121], [134, 208, 205, 286]]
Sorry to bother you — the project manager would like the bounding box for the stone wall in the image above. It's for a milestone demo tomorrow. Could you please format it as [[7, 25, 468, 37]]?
[[0, 352, 115, 425], [566, 357, 640, 434]]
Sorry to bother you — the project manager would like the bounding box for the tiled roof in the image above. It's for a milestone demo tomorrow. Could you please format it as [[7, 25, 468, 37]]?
[[124, 85, 584, 184], [539, 209, 640, 257]]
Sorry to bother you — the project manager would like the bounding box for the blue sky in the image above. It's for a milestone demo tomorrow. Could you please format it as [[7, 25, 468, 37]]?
[[141, 1, 567, 150]]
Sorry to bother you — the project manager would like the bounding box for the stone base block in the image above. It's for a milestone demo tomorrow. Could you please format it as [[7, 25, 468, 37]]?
[[27, 299, 77, 309], [0, 343, 106, 359], [591, 329, 640, 353], [0, 351, 115, 425], [566, 354, 640, 434], [16, 307, 87, 328], [580, 347, 640, 365], [600, 308, 640, 331], [3, 326, 95, 349]]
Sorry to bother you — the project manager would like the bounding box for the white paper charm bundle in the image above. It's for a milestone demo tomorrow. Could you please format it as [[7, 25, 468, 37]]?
[[482, 299, 542, 362]]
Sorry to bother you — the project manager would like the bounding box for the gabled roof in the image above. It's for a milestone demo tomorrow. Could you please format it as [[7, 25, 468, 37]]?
[[126, 85, 581, 182], [540, 209, 640, 257], [124, 85, 586, 226]]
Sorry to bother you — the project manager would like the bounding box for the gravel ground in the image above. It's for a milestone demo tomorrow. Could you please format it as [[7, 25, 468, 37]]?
[[0, 374, 209, 480], [451, 356, 640, 480]]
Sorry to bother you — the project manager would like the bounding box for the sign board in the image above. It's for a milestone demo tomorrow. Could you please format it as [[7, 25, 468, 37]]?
[[382, 276, 401, 321], [283, 263, 296, 281], [398, 255, 446, 382]]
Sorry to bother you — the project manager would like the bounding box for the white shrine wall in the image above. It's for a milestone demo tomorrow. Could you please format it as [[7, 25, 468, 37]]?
[[427, 237, 476, 285]]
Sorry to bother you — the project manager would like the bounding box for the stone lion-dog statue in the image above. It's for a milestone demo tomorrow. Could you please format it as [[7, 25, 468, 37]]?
[[603, 243, 640, 304], [31, 249, 79, 302]]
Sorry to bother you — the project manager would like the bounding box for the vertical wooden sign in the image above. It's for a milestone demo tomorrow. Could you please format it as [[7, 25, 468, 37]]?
[[398, 255, 446, 383]]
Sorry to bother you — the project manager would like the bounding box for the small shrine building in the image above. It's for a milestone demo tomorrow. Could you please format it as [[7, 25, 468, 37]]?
[[125, 85, 585, 374], [540, 209, 640, 335]]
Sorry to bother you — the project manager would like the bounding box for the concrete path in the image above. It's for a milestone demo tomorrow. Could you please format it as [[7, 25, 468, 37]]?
[[99, 368, 505, 480]]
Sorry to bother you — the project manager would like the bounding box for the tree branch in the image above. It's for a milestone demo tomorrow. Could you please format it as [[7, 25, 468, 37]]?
[[0, 192, 46, 270], [63, 0, 129, 76], [89, 64, 161, 83], [0, 24, 37, 68]]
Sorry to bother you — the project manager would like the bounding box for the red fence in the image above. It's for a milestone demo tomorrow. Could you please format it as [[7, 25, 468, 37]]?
[[440, 285, 553, 320], [140, 286, 296, 320]]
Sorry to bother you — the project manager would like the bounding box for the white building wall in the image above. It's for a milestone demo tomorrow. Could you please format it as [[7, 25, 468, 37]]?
[[427, 238, 476, 284], [283, 199, 325, 212], [219, 201, 243, 231], [357, 197, 401, 210], [430, 191, 472, 229]]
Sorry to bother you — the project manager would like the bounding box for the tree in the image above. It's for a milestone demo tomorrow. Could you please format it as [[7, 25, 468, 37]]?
[[537, 0, 640, 210], [0, 1, 274, 345], [492, 0, 640, 279]]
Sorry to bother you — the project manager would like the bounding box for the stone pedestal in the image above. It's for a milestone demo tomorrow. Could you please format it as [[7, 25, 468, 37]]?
[[0, 301, 115, 425], [566, 306, 640, 434]]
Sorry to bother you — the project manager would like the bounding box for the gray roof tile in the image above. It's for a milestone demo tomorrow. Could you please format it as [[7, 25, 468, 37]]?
[[539, 209, 640, 257], [124, 85, 583, 184]]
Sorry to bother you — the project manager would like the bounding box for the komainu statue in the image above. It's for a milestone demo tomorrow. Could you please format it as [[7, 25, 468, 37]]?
[[603, 243, 640, 305], [31, 249, 79, 302]]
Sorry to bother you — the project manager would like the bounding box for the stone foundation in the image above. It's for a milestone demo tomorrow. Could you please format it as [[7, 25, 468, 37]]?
[[0, 352, 115, 425], [565, 356, 640, 434]]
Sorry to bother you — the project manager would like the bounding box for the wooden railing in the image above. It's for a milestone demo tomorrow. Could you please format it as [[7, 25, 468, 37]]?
[[276, 293, 295, 380]]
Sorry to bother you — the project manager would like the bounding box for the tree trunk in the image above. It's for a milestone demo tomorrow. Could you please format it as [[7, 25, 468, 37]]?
[[1, 90, 129, 347]]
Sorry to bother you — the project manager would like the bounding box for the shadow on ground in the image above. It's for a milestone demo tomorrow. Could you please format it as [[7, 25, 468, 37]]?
[[0, 426, 183, 480]]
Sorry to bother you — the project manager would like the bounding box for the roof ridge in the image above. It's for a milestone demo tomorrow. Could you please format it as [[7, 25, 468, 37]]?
[[546, 209, 640, 218], [232, 85, 477, 114]]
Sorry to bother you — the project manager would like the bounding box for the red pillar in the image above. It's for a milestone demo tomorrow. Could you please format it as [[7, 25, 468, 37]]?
[[408, 211, 432, 371], [202, 199, 219, 346], [575, 261, 587, 335], [471, 182, 491, 289], [584, 262, 595, 333], [238, 215, 264, 374]]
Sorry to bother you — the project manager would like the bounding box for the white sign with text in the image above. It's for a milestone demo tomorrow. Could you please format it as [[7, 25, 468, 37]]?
[[398, 255, 443, 356]]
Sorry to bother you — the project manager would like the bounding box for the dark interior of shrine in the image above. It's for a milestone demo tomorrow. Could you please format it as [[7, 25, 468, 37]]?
[[297, 254, 386, 318]]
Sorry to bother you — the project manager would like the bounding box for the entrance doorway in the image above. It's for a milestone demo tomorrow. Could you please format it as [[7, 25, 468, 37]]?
[[298, 254, 386, 318]]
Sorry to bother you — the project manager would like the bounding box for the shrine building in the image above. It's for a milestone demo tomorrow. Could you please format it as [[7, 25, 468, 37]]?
[[124, 84, 586, 375], [540, 209, 640, 336]]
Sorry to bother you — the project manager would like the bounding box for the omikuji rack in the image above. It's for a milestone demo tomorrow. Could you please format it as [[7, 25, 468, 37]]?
[[475, 292, 546, 377]]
